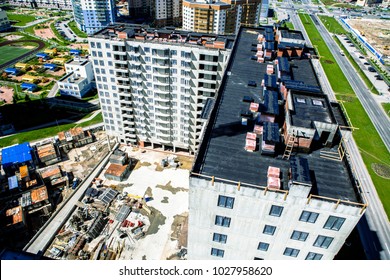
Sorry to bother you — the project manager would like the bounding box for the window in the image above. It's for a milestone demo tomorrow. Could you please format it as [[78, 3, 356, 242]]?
[[305, 252, 323, 260], [257, 242, 269, 251], [217, 195, 234, 209], [263, 225, 276, 236], [299, 211, 319, 223], [283, 248, 300, 257], [211, 248, 224, 258], [269, 205, 284, 217], [213, 233, 227, 244], [215, 215, 231, 227], [291, 230, 309, 241], [324, 216, 345, 231], [313, 235, 333, 249]]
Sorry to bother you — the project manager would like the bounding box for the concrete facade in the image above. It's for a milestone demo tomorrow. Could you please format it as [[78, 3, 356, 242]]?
[[189, 176, 365, 260], [182, 0, 261, 35], [0, 9, 10, 32], [71, 0, 116, 35], [88, 24, 233, 153], [58, 58, 94, 99]]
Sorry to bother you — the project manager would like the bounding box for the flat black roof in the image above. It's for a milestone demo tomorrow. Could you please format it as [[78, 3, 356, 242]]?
[[192, 27, 359, 203], [278, 57, 290, 73], [262, 90, 279, 115], [291, 59, 320, 88], [281, 29, 305, 40], [291, 91, 337, 128]]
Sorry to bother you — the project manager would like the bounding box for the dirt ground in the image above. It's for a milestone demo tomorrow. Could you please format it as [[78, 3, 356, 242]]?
[[68, 43, 89, 51], [348, 19, 390, 56], [3, 35, 24, 41], [35, 27, 56, 40], [0, 86, 14, 104]]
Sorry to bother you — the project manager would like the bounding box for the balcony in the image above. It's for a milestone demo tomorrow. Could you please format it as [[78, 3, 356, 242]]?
[[123, 119, 135, 126], [115, 66, 128, 72], [155, 108, 171, 117]]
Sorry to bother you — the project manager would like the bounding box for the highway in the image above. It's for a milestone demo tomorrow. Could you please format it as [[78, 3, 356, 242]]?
[[311, 13, 390, 152], [342, 130, 390, 260], [283, 1, 390, 259], [23, 145, 116, 255]]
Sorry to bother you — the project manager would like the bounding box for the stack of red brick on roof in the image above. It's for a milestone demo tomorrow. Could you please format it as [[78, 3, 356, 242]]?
[[267, 166, 281, 190]]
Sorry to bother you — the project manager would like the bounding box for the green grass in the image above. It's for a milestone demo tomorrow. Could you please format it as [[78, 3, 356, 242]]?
[[333, 37, 380, 95], [318, 15, 347, 35], [0, 45, 31, 65], [7, 13, 37, 26], [68, 20, 88, 38], [299, 13, 353, 95], [382, 103, 390, 118], [300, 13, 390, 218], [0, 112, 102, 148], [282, 22, 295, 30]]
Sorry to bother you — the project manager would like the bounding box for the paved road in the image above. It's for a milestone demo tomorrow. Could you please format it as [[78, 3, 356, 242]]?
[[24, 145, 116, 255], [47, 83, 58, 98], [312, 13, 390, 152], [286, 3, 390, 259], [342, 130, 390, 259]]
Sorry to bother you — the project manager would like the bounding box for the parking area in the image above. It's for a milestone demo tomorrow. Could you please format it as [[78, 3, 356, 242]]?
[[337, 34, 390, 100]]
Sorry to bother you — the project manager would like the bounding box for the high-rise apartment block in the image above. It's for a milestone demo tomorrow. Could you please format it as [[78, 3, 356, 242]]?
[[88, 24, 234, 153], [127, 0, 152, 19], [9, 0, 73, 9], [188, 26, 367, 260], [127, 0, 182, 27], [72, 0, 116, 35], [0, 9, 10, 32], [182, 0, 261, 34], [154, 0, 183, 26]]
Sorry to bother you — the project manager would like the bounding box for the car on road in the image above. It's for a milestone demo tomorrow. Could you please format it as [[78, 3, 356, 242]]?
[[375, 75, 383, 80], [349, 44, 354, 47], [72, 178, 80, 190], [368, 66, 376, 72], [364, 62, 370, 65], [359, 56, 365, 59]]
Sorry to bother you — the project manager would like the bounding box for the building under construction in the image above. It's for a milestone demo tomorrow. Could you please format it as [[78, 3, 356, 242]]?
[[188, 26, 367, 260]]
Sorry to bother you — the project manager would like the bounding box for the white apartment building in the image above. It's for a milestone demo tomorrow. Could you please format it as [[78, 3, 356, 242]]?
[[154, 0, 182, 26], [0, 9, 10, 32], [58, 58, 94, 99], [88, 24, 233, 153], [72, 0, 116, 35], [188, 26, 367, 260], [8, 0, 73, 9], [182, 0, 261, 35]]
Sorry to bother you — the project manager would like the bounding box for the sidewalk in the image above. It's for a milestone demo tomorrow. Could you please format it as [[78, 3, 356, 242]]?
[[336, 34, 390, 103]]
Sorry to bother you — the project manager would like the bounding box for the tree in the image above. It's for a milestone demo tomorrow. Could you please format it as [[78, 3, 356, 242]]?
[[12, 93, 18, 104]]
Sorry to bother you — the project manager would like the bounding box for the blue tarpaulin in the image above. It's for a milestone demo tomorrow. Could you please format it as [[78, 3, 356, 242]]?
[[36, 53, 49, 59], [1, 142, 33, 168], [69, 49, 81, 55], [8, 176, 19, 190], [4, 68, 19, 75], [21, 83, 37, 92], [43, 63, 58, 70]]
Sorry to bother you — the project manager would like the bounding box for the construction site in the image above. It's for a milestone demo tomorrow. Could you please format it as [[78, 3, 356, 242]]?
[[44, 146, 191, 260], [347, 18, 390, 57]]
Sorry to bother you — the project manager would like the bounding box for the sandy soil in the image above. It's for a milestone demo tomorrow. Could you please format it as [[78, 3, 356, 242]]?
[[35, 27, 56, 40], [348, 19, 390, 56], [3, 35, 24, 41], [68, 43, 89, 51], [0, 86, 14, 104]]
